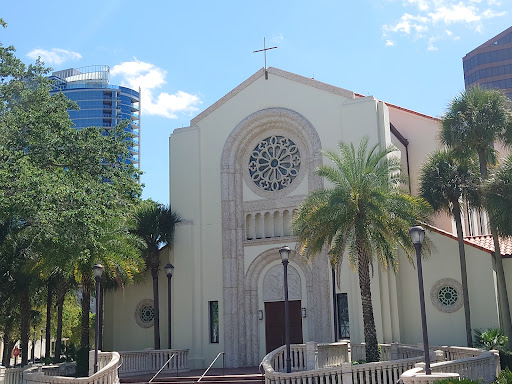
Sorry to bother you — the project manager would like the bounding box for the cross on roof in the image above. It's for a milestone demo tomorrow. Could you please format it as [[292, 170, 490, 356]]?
[[253, 37, 277, 80]]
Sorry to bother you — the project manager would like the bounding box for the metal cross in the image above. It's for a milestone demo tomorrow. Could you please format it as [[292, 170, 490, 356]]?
[[253, 37, 277, 79]]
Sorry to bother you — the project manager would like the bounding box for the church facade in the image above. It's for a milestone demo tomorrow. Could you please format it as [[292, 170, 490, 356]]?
[[103, 68, 512, 369]]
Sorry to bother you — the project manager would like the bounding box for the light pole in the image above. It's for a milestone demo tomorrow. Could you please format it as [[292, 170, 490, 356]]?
[[279, 246, 292, 373], [93, 264, 104, 374], [409, 226, 431, 375], [164, 263, 174, 349]]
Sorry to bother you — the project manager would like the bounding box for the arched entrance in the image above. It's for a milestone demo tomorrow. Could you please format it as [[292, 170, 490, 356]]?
[[262, 264, 303, 353]]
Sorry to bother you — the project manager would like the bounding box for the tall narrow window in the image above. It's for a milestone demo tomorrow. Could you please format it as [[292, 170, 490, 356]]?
[[337, 293, 350, 339], [209, 301, 219, 343]]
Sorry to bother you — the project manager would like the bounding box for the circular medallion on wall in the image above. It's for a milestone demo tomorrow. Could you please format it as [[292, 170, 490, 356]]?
[[134, 299, 155, 328], [248, 135, 301, 192], [430, 278, 463, 313]]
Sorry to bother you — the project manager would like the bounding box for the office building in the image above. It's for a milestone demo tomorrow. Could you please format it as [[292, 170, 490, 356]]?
[[463, 26, 512, 98], [50, 65, 140, 167]]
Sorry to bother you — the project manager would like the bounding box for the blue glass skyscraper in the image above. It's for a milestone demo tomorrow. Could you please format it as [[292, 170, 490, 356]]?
[[50, 65, 140, 167]]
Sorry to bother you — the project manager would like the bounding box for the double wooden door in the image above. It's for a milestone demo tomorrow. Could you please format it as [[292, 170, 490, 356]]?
[[264, 300, 303, 353]]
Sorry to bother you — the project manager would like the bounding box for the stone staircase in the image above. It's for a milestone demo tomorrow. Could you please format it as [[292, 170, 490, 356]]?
[[120, 367, 264, 384]]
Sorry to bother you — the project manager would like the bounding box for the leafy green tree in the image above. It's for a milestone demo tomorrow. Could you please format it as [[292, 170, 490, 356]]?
[[133, 200, 181, 349], [440, 86, 512, 349], [293, 138, 431, 362], [1, 20, 145, 369], [419, 150, 480, 347]]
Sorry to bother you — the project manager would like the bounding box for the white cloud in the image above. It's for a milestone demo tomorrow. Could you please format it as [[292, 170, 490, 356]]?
[[27, 48, 82, 66], [111, 59, 201, 119], [385, 40, 396, 46], [383, 0, 507, 49]]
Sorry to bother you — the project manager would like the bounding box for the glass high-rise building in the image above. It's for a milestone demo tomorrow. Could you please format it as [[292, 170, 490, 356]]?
[[463, 26, 512, 99], [50, 65, 140, 167]]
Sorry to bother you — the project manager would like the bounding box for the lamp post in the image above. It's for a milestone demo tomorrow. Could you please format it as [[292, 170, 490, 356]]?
[[279, 246, 292, 373], [164, 263, 174, 349], [409, 226, 431, 375], [93, 264, 104, 374]]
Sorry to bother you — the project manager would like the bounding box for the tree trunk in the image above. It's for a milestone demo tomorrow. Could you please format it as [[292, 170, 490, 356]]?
[[491, 229, 512, 350], [152, 261, 161, 350], [45, 280, 52, 359], [453, 204, 473, 347], [81, 275, 92, 351], [478, 151, 512, 349], [357, 248, 379, 362], [54, 284, 66, 361], [478, 150, 488, 180], [20, 287, 31, 366], [2, 317, 13, 367]]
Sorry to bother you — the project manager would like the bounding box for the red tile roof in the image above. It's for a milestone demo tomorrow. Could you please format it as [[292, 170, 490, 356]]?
[[426, 225, 512, 257], [464, 235, 512, 257]]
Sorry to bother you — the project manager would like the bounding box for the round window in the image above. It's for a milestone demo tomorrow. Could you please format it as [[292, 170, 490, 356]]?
[[430, 279, 463, 313], [135, 299, 155, 328], [248, 135, 301, 192]]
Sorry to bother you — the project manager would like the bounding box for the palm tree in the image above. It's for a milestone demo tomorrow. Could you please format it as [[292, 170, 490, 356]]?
[[133, 200, 181, 349], [419, 150, 480, 347], [485, 153, 512, 237], [440, 85, 512, 349], [293, 138, 431, 362]]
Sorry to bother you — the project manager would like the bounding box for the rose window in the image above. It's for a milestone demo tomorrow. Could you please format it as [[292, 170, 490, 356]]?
[[134, 299, 155, 328], [249, 136, 301, 191], [438, 286, 458, 306], [140, 305, 155, 323]]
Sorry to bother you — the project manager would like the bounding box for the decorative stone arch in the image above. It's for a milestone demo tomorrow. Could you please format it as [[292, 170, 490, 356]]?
[[220, 108, 326, 367], [243, 247, 315, 365]]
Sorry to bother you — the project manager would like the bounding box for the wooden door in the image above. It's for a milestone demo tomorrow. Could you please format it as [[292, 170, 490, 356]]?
[[264, 300, 303, 353]]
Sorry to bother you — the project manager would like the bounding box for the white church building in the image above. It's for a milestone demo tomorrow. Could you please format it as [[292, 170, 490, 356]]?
[[103, 67, 512, 369]]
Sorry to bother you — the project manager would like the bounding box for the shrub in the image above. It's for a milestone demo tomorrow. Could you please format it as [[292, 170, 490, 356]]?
[[434, 378, 481, 384], [495, 368, 512, 384], [474, 328, 509, 351]]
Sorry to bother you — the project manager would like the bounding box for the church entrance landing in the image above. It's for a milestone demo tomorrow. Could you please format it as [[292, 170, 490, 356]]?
[[264, 300, 303, 353]]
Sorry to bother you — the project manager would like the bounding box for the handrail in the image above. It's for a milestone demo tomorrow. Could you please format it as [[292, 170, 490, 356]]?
[[196, 352, 225, 383], [148, 353, 178, 383]]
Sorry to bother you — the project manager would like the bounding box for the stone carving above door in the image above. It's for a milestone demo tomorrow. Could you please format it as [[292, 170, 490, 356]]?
[[262, 264, 302, 302]]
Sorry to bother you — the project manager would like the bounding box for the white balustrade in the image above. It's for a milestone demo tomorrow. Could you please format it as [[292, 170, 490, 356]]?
[[4, 367, 24, 384], [261, 342, 499, 384], [117, 349, 189, 377], [20, 351, 120, 384]]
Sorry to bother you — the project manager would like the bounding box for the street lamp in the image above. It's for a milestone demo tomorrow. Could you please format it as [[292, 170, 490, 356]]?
[[409, 226, 431, 375], [279, 246, 292, 373], [93, 264, 104, 373], [164, 263, 174, 349]]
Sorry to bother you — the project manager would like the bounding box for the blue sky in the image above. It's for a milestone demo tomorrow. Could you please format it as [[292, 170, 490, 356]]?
[[2, 0, 511, 205]]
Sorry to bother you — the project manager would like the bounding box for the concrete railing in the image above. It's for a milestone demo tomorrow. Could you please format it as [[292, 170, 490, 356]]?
[[261, 342, 499, 384], [260, 342, 438, 384], [3, 367, 25, 384], [3, 352, 118, 384], [401, 348, 500, 384], [351, 343, 424, 362], [117, 349, 189, 377]]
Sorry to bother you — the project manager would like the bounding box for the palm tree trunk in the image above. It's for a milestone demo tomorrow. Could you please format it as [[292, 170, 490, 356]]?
[[491, 230, 512, 350], [45, 279, 52, 359], [2, 317, 13, 367], [54, 282, 66, 361], [81, 275, 92, 351], [478, 152, 512, 349], [357, 247, 379, 362], [152, 264, 161, 349], [20, 287, 31, 366], [453, 204, 473, 347]]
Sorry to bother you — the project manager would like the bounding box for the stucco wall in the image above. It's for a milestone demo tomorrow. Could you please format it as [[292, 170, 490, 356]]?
[[396, 229, 499, 346]]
